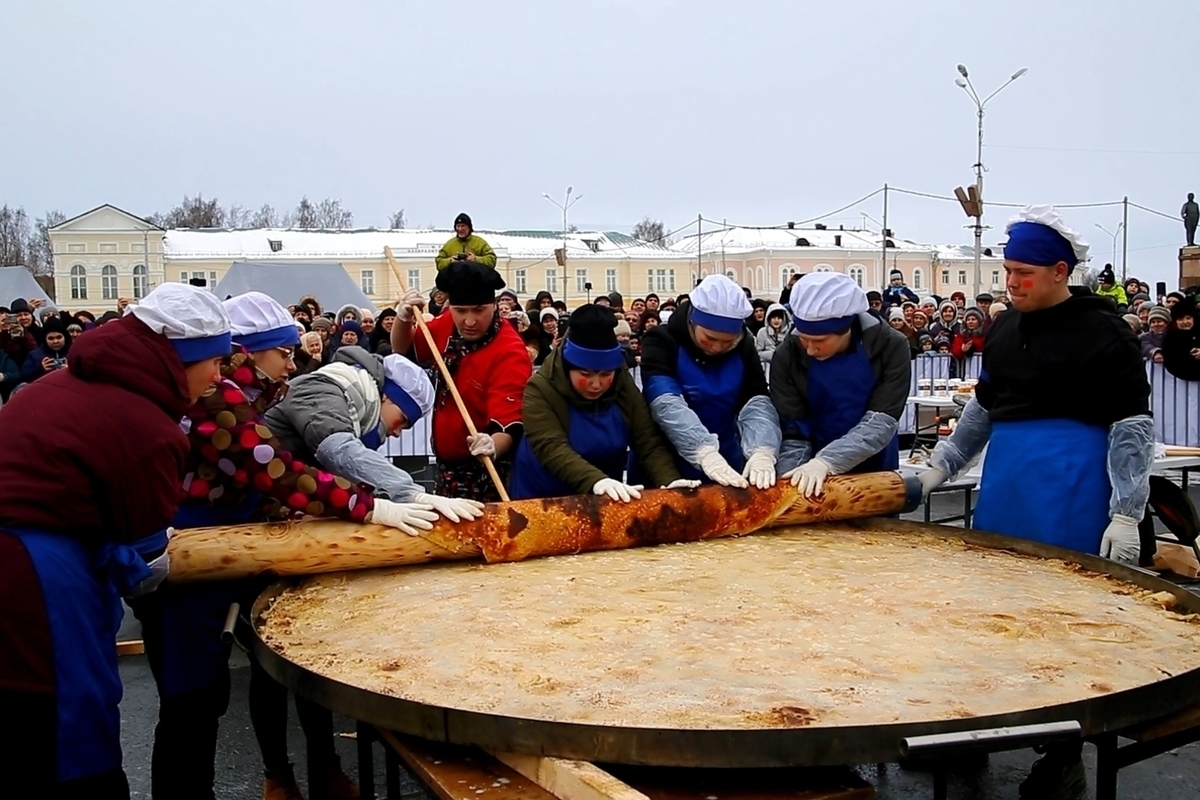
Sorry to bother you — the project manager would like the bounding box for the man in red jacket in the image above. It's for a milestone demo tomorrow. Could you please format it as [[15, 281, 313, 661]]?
[[391, 261, 532, 501], [0, 283, 231, 799]]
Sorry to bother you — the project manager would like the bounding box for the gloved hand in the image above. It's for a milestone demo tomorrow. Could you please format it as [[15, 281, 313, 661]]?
[[918, 468, 948, 500], [415, 492, 485, 524], [128, 550, 170, 598], [467, 432, 496, 459], [592, 478, 644, 503], [369, 498, 439, 536], [1100, 514, 1141, 565], [785, 458, 831, 498], [663, 478, 702, 490], [396, 288, 426, 322], [742, 450, 777, 490], [696, 446, 749, 489]]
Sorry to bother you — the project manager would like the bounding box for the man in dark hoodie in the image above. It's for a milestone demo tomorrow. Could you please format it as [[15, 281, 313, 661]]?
[[921, 205, 1152, 800], [435, 213, 497, 270]]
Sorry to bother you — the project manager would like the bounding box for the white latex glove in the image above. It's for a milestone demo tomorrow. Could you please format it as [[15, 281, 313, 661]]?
[[416, 492, 485, 524], [741, 450, 777, 490], [664, 479, 702, 489], [467, 432, 497, 459], [696, 446, 749, 489], [785, 458, 831, 498], [592, 478, 644, 503], [1100, 514, 1141, 565], [369, 498, 439, 536], [397, 288, 426, 322], [128, 526, 175, 598], [918, 468, 948, 500]]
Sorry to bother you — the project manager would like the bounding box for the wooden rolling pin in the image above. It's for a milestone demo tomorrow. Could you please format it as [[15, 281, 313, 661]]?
[[167, 471, 922, 582]]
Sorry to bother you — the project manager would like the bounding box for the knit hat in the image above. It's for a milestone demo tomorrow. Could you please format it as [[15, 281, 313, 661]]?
[[562, 304, 623, 371], [339, 320, 363, 341], [963, 308, 985, 325], [381, 354, 434, 424], [1122, 313, 1142, 329], [1148, 305, 1172, 324], [311, 317, 334, 332], [1099, 264, 1117, 284], [888, 307, 906, 322], [689, 275, 753, 334], [540, 307, 559, 322], [499, 288, 519, 304], [1171, 296, 1197, 320], [950, 291, 966, 303], [933, 332, 952, 348], [938, 300, 958, 317], [9, 298, 31, 314], [223, 291, 301, 351], [607, 291, 624, 309], [890, 269, 903, 279], [614, 319, 632, 336], [988, 302, 1008, 318], [435, 261, 505, 306], [131, 283, 232, 364], [1130, 292, 1151, 305], [918, 333, 933, 346], [454, 212, 473, 233], [788, 273, 867, 335]]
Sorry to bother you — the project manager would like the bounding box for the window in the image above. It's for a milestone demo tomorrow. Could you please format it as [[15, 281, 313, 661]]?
[[575, 267, 588, 293], [848, 265, 865, 287], [132, 264, 149, 299], [179, 271, 215, 290], [515, 269, 527, 294], [407, 269, 421, 292], [991, 270, 1001, 287], [725, 269, 737, 282], [650, 269, 676, 293], [815, 265, 833, 273], [180, 271, 189, 284], [912, 268, 923, 290], [70, 265, 88, 300], [360, 269, 375, 295], [209, 271, 218, 291], [780, 265, 798, 287], [605, 268, 617, 293], [545, 268, 558, 294], [941, 269, 950, 286], [958, 270, 967, 286], [101, 265, 118, 300]]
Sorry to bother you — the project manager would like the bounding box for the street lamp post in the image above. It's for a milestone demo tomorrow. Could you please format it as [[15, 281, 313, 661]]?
[[955, 64, 1028, 300], [1095, 222, 1124, 272], [542, 187, 583, 305]]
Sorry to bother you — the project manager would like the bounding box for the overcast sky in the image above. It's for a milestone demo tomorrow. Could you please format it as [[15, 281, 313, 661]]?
[[2, 0, 1197, 287]]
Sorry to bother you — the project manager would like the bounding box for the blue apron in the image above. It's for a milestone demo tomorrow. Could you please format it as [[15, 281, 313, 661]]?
[[794, 339, 899, 473], [674, 347, 746, 480], [11, 528, 150, 782], [138, 495, 260, 698], [973, 419, 1111, 553], [510, 403, 630, 499]]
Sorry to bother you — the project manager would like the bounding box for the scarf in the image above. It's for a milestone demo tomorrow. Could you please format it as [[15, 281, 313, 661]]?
[[320, 361, 382, 438]]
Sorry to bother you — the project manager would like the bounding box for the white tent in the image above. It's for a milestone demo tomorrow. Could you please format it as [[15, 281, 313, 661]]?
[[215, 262, 377, 314], [0, 266, 54, 311]]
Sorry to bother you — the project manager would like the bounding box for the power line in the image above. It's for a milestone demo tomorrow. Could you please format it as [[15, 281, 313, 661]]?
[[987, 143, 1200, 157], [1128, 201, 1179, 222], [689, 187, 887, 233]]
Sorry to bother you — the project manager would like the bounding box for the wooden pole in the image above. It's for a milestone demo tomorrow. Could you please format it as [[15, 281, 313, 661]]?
[[167, 472, 912, 582], [383, 246, 510, 501]]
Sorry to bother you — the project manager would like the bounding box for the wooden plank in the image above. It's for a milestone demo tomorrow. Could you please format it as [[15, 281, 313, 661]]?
[[493, 752, 650, 800], [377, 729, 554, 800], [1117, 700, 1200, 743], [606, 764, 874, 800], [116, 639, 144, 657]]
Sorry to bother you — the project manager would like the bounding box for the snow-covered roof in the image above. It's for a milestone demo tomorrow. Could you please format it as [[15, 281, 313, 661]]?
[[163, 228, 683, 261], [670, 226, 1000, 261]]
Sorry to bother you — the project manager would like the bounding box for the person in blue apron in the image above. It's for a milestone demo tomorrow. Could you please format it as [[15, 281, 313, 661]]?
[[511, 304, 696, 501], [640, 274, 781, 490], [923, 205, 1154, 799], [0, 284, 232, 799], [768, 272, 911, 496]]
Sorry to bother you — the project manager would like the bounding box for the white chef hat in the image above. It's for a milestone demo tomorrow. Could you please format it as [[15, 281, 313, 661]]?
[[1004, 205, 1089, 273], [223, 291, 301, 351], [131, 283, 232, 363], [689, 275, 752, 334], [788, 273, 868, 335], [381, 354, 434, 424]]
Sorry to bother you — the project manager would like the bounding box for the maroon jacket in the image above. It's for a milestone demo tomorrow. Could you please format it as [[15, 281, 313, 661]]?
[[0, 315, 192, 693]]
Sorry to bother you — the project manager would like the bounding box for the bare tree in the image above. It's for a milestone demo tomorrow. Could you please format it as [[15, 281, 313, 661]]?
[[251, 203, 280, 228], [632, 216, 670, 246], [314, 197, 353, 229], [151, 194, 225, 229], [225, 203, 250, 229], [388, 209, 406, 230], [26, 210, 65, 275], [0, 205, 31, 267], [294, 196, 318, 229]]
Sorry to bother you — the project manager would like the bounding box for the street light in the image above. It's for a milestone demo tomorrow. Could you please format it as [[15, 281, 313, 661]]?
[[542, 187, 583, 303], [955, 64, 1028, 299], [1095, 222, 1124, 273]]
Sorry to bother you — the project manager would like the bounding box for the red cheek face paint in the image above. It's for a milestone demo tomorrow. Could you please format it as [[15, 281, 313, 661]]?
[[575, 378, 592, 393], [1021, 280, 1034, 289]]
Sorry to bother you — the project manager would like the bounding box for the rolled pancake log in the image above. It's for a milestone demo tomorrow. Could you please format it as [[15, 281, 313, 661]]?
[[168, 470, 917, 582]]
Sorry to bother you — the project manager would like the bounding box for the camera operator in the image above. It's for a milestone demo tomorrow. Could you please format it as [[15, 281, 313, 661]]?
[[435, 212, 497, 270]]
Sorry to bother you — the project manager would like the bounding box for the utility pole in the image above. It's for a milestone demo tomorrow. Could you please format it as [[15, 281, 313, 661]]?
[[1122, 195, 1129, 283], [541, 187, 582, 305], [880, 184, 888, 291]]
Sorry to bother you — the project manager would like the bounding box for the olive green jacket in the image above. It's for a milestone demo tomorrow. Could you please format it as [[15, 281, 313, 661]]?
[[435, 234, 497, 270], [523, 348, 681, 492]]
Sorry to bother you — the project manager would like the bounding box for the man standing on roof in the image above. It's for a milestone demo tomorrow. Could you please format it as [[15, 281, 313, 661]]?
[[436, 213, 497, 270]]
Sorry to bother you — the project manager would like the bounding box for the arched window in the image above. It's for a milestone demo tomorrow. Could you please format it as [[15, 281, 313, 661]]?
[[912, 268, 923, 291], [101, 265, 118, 300], [725, 269, 737, 282], [848, 265, 865, 287], [814, 264, 834, 273], [70, 264, 89, 300], [132, 264, 149, 299], [780, 265, 797, 287], [756, 266, 765, 291], [743, 266, 752, 288]]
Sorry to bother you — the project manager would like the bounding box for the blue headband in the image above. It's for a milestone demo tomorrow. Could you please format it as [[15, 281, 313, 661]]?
[[689, 306, 745, 335], [792, 314, 857, 336], [562, 340, 624, 372], [382, 379, 424, 425], [233, 325, 300, 352], [1005, 222, 1078, 272], [170, 332, 233, 364]]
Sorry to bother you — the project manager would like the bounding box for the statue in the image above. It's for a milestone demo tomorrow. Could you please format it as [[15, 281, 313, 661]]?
[[1183, 193, 1199, 246]]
